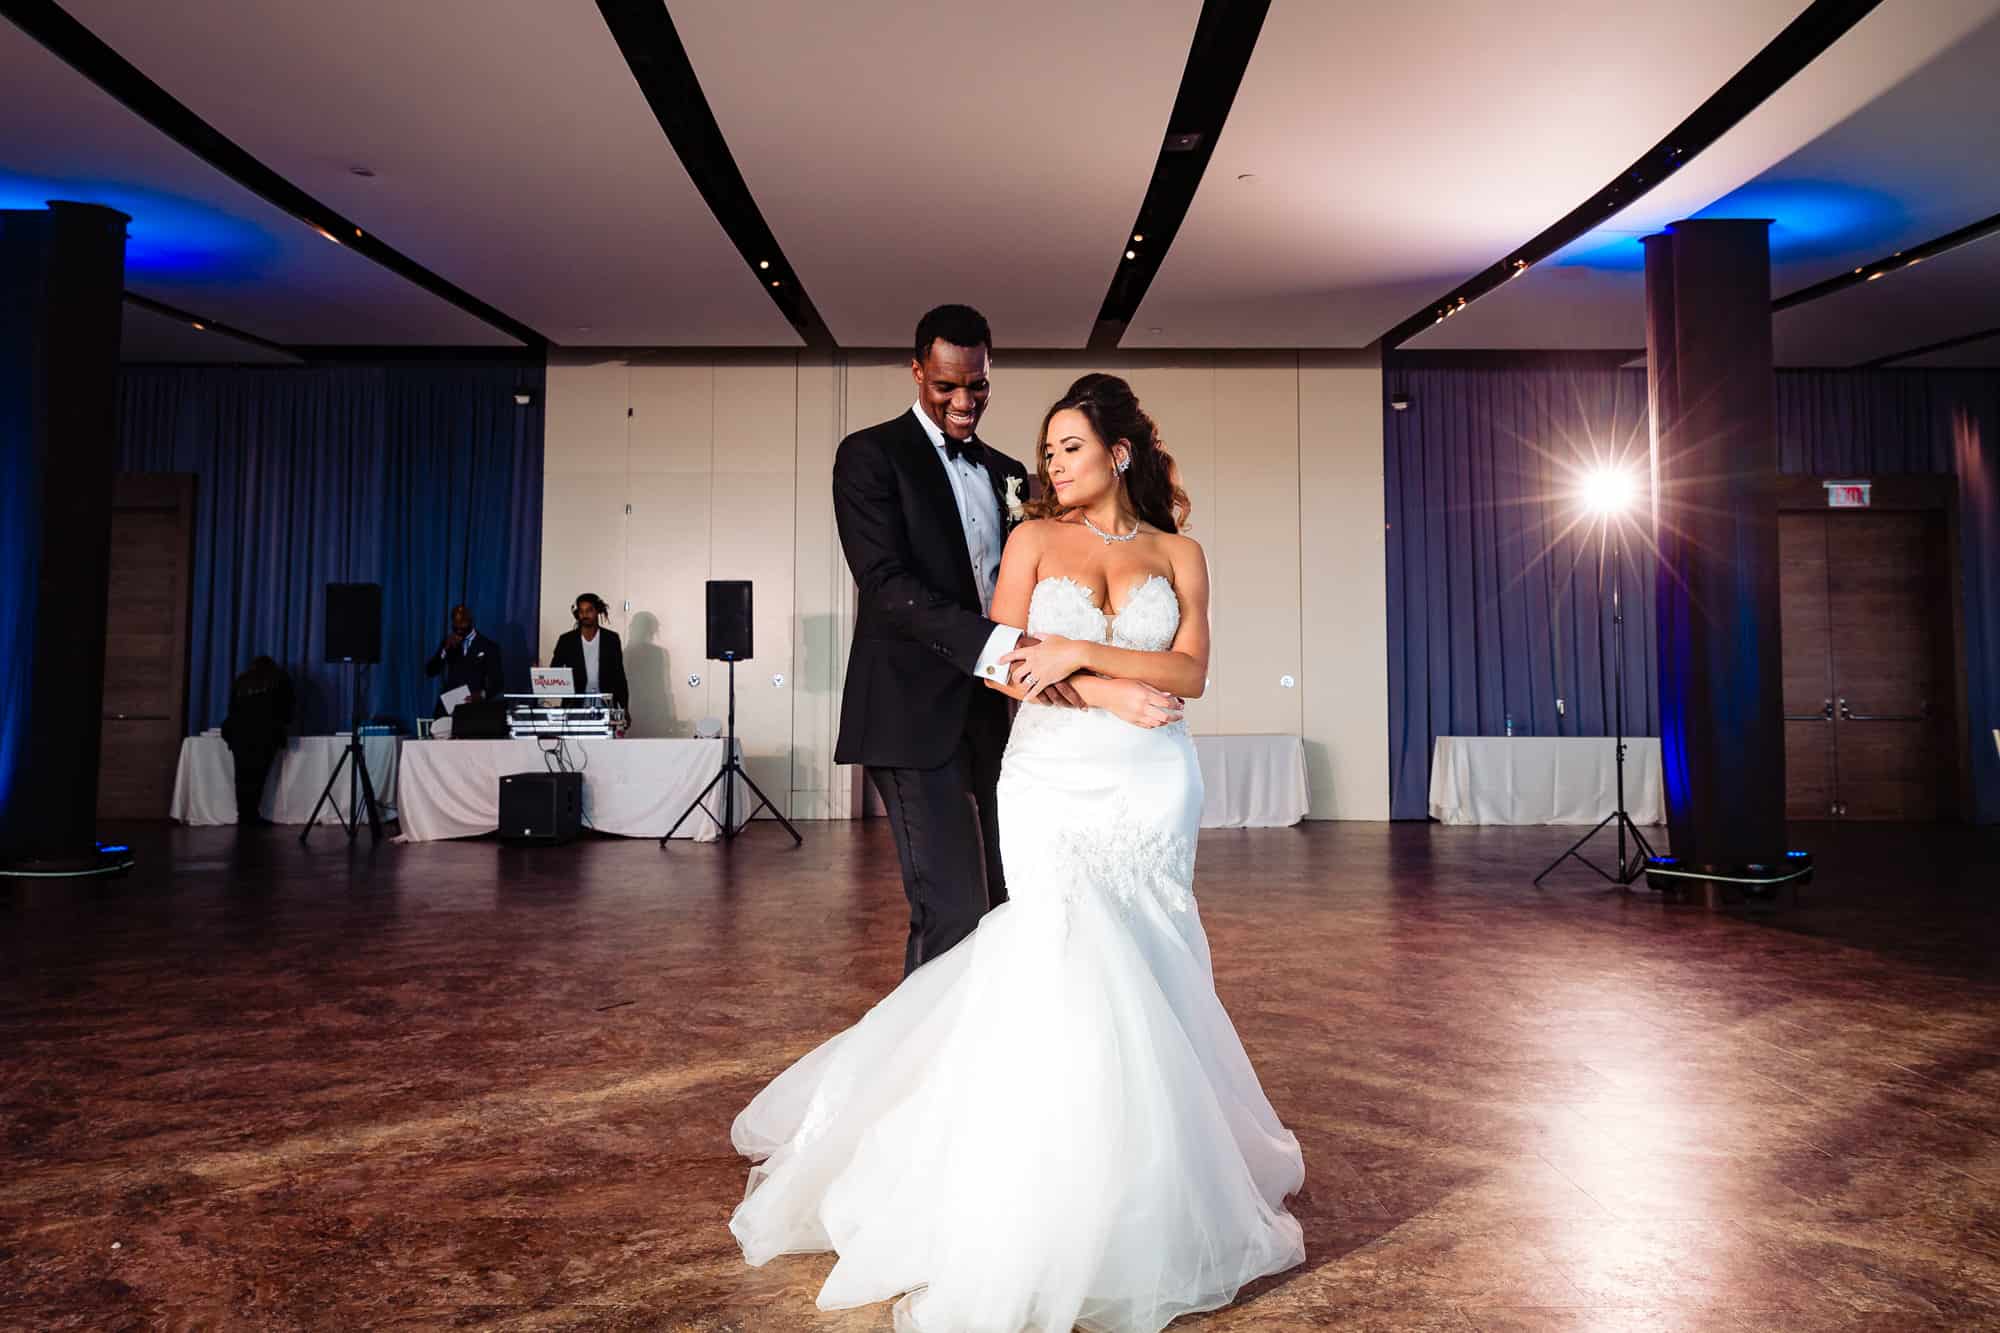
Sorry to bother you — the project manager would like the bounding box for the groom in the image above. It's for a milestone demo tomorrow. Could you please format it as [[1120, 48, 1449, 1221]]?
[[833, 305, 1070, 976]]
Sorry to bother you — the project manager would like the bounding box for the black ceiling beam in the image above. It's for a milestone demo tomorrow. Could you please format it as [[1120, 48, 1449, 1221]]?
[[3, 1, 548, 351], [1378, 0, 1883, 351], [1772, 208, 2000, 313], [1088, 0, 1272, 351], [596, 0, 832, 351], [122, 291, 298, 360]]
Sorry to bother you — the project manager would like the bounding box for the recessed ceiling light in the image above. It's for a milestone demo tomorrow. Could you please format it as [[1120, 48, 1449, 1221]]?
[[1132, 233, 1144, 243], [771, 279, 781, 287], [1125, 249, 1137, 260], [191, 321, 205, 330], [312, 225, 338, 243], [758, 260, 770, 270]]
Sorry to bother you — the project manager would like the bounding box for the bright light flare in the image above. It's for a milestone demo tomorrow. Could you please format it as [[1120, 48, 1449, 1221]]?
[[1580, 467, 1639, 516]]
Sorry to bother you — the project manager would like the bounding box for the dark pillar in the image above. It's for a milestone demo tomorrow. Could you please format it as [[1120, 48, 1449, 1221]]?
[[1643, 219, 1786, 872], [0, 202, 128, 865]]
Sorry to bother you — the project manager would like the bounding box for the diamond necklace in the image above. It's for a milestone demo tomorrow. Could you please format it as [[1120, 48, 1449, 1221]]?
[[1081, 514, 1139, 544]]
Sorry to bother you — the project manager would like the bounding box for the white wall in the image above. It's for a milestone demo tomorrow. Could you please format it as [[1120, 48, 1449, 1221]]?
[[541, 347, 1389, 819]]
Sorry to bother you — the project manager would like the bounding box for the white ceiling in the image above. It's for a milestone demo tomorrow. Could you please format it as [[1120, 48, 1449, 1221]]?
[[1899, 333, 2000, 369], [63, 0, 798, 348], [1774, 232, 2000, 367], [0, 17, 512, 346], [119, 302, 297, 364], [669, 0, 1203, 349], [1126, 0, 1807, 348], [6, 1, 1997, 362], [1410, 0, 2000, 364]]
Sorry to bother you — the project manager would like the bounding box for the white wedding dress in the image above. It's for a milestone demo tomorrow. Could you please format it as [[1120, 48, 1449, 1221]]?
[[730, 575, 1305, 1332]]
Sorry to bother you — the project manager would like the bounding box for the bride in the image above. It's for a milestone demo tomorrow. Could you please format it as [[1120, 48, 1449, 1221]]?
[[729, 373, 1304, 1332]]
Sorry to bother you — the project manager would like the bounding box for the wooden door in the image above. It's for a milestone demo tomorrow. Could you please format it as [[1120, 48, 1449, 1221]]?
[[1829, 512, 1948, 820], [1778, 515, 1834, 819], [97, 474, 195, 819], [1779, 508, 1953, 821]]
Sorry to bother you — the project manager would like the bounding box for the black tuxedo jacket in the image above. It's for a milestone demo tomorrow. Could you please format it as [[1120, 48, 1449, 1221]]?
[[550, 626, 629, 710], [425, 632, 505, 715], [833, 410, 1030, 769]]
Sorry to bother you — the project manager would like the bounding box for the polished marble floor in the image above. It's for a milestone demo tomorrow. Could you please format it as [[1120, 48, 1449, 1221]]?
[[3, 818, 1997, 1331]]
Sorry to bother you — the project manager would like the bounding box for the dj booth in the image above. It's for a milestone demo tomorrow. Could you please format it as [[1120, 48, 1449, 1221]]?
[[395, 737, 745, 842], [398, 677, 744, 841]]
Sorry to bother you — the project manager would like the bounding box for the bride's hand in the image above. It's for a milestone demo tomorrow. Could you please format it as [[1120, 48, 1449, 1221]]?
[[1097, 679, 1185, 729], [999, 635, 1089, 702]]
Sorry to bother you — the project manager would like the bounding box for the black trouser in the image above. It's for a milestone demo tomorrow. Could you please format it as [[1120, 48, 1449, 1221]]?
[[231, 747, 274, 825], [867, 726, 1008, 978]]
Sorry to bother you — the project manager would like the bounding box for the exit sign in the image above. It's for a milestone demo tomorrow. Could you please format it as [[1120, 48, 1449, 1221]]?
[[1824, 480, 1872, 508]]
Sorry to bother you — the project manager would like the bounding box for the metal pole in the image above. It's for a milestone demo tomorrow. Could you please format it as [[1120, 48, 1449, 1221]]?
[[1612, 519, 1627, 873]]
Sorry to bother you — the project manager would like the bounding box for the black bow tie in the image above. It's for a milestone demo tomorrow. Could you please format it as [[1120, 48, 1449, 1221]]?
[[943, 434, 976, 464]]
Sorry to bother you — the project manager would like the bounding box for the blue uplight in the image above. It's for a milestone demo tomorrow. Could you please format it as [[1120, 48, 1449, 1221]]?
[[1694, 178, 1908, 262], [1552, 178, 1910, 272], [0, 174, 282, 283]]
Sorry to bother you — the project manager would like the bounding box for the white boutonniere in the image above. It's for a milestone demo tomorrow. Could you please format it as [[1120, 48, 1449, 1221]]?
[[1003, 474, 1025, 522]]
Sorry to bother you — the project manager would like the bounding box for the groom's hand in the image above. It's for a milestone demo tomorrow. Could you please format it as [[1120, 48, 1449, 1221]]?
[[1038, 679, 1086, 708]]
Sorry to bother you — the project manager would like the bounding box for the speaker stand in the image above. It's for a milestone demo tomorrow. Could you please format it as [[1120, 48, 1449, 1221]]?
[[302, 663, 385, 844], [663, 657, 801, 846]]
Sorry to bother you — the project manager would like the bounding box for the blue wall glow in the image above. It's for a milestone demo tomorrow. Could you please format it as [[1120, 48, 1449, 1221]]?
[[0, 175, 281, 283], [0, 228, 43, 831], [1554, 178, 1910, 272]]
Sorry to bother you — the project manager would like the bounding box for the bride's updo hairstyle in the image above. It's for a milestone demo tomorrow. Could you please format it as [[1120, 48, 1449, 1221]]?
[[1026, 373, 1192, 534]]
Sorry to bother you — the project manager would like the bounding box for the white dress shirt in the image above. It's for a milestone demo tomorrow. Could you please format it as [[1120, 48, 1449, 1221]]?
[[909, 404, 1022, 682]]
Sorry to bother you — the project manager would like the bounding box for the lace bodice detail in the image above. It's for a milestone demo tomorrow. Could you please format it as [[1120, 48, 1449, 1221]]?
[[1026, 575, 1180, 652]]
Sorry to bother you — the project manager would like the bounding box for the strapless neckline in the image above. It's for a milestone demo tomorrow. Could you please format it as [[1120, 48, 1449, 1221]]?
[[1033, 573, 1172, 628]]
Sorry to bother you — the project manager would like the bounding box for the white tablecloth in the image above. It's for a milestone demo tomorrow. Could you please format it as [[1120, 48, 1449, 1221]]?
[[395, 738, 744, 842], [1428, 736, 1666, 826], [170, 734, 402, 826], [1192, 735, 1310, 828]]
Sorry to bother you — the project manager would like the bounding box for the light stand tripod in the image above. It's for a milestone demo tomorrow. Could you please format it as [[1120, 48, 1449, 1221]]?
[[1535, 510, 1657, 887], [663, 655, 801, 846], [301, 662, 384, 845]]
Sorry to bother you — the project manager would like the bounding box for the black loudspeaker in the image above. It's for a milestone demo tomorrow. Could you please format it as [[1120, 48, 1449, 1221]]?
[[324, 582, 383, 663], [498, 771, 582, 844], [706, 579, 753, 661]]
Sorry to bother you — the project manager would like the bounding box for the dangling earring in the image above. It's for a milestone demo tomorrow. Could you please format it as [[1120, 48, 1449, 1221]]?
[[1115, 453, 1131, 475]]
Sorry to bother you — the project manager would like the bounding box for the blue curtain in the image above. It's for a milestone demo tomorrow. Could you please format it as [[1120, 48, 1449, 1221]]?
[[116, 365, 544, 735], [1385, 367, 1658, 821], [1387, 365, 2000, 824]]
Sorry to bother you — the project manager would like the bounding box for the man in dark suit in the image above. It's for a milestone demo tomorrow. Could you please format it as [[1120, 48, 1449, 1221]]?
[[221, 655, 294, 826], [424, 603, 504, 718], [833, 304, 1075, 976], [550, 592, 629, 714]]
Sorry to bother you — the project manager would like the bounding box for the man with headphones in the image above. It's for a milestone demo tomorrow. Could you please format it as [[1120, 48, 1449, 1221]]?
[[550, 593, 629, 717]]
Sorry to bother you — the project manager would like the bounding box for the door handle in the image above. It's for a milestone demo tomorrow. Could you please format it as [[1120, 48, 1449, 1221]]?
[[1784, 698, 1833, 722], [1838, 697, 1930, 722]]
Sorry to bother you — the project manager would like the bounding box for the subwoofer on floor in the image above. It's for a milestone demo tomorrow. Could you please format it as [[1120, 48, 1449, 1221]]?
[[498, 771, 583, 844]]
